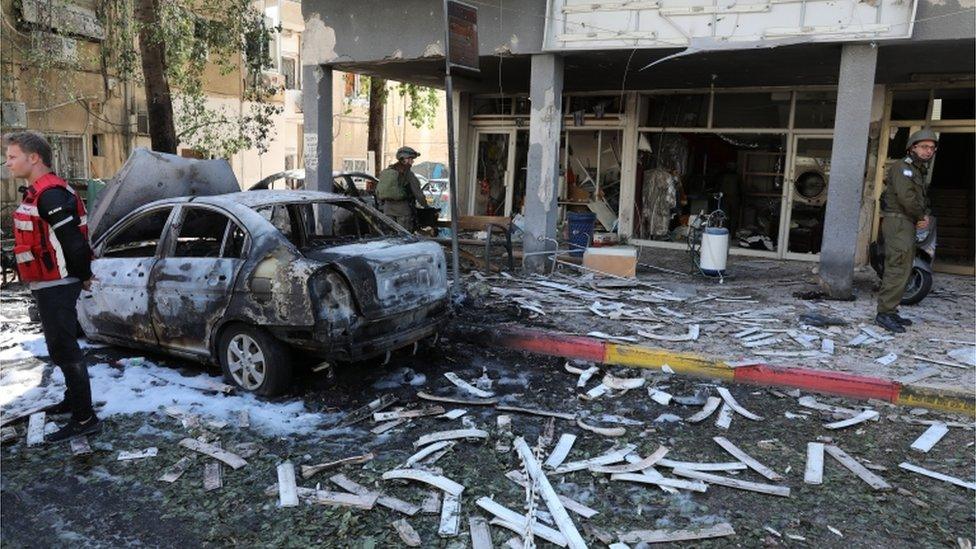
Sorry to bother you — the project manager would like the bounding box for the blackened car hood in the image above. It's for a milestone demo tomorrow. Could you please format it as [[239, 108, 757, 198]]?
[[88, 148, 240, 242]]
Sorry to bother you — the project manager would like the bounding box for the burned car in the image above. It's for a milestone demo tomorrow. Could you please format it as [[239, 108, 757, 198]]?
[[80, 150, 449, 395]]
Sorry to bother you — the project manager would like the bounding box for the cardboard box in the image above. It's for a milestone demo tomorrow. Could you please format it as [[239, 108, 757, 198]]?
[[583, 246, 637, 278]]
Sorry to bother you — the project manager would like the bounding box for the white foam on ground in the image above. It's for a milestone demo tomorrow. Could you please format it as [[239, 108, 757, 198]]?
[[0, 333, 104, 362], [1, 356, 333, 437]]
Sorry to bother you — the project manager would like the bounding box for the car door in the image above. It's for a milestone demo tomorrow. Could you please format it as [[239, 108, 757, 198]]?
[[149, 205, 248, 355], [79, 206, 175, 345]]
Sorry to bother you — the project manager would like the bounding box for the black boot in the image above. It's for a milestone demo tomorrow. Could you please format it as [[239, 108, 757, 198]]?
[[46, 415, 101, 443], [42, 399, 71, 415], [893, 313, 914, 326], [876, 313, 906, 334]]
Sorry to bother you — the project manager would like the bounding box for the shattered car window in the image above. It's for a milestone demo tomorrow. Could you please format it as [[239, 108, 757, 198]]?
[[254, 200, 402, 250], [102, 207, 174, 258], [172, 208, 232, 258]]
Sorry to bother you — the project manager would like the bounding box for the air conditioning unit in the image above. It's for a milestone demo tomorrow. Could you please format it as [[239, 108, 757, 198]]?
[[1, 102, 27, 129]]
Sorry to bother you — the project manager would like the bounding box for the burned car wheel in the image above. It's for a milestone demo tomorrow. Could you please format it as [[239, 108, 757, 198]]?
[[219, 324, 292, 396]]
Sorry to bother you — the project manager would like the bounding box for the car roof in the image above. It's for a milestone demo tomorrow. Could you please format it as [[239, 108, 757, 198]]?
[[139, 190, 356, 210]]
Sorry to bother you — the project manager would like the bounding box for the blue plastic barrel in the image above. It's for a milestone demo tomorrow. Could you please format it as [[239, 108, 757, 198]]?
[[567, 212, 597, 256]]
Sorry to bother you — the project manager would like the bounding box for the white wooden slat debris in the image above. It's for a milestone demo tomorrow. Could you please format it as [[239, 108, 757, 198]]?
[[413, 428, 488, 448], [673, 468, 791, 497], [371, 419, 407, 434], [716, 387, 763, 420], [618, 522, 736, 544], [590, 446, 669, 474], [475, 497, 568, 547], [898, 462, 976, 491], [70, 436, 92, 456], [656, 459, 747, 472], [118, 447, 158, 461], [621, 455, 678, 494], [421, 491, 441, 514], [179, 438, 247, 469], [544, 433, 577, 469], [911, 422, 949, 453], [554, 444, 636, 474], [637, 324, 700, 342], [496, 405, 576, 421], [609, 473, 708, 492], [439, 409, 468, 420], [416, 391, 498, 406], [277, 462, 300, 507], [687, 396, 722, 423], [734, 327, 763, 338], [583, 383, 611, 400], [392, 519, 422, 547], [824, 445, 891, 490], [382, 469, 465, 496], [301, 452, 374, 478], [159, 456, 194, 483], [875, 353, 898, 366], [712, 437, 783, 481], [26, 412, 45, 446], [577, 366, 599, 387], [576, 418, 626, 437], [742, 336, 781, 348], [804, 442, 825, 485], [444, 372, 495, 398], [911, 355, 970, 370], [313, 490, 379, 509], [504, 471, 599, 518], [847, 334, 872, 347], [602, 374, 646, 390], [438, 493, 461, 537], [823, 409, 880, 430], [648, 388, 673, 405], [715, 402, 733, 430], [237, 409, 250, 428], [374, 406, 446, 422], [821, 339, 835, 355], [204, 460, 222, 491], [787, 330, 817, 349], [405, 441, 454, 468], [330, 474, 421, 515], [587, 331, 639, 343], [514, 437, 588, 549], [468, 516, 493, 549], [754, 350, 823, 358], [796, 396, 864, 418]]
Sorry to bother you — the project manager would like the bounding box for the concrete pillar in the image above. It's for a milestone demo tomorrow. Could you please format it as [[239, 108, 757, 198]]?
[[523, 54, 564, 273], [301, 64, 333, 194], [818, 43, 878, 298]]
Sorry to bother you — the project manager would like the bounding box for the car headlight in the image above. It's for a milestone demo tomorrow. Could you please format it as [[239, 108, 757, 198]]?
[[311, 270, 356, 324]]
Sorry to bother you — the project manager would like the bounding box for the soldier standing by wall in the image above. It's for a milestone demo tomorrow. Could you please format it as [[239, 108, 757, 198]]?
[[875, 129, 937, 334]]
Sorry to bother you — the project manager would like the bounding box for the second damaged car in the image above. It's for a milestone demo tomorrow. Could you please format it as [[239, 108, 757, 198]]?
[[80, 150, 449, 395]]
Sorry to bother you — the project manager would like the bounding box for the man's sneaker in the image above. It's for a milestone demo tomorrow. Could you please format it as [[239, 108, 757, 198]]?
[[46, 416, 101, 443], [875, 313, 906, 334], [893, 313, 914, 326], [42, 399, 71, 415]]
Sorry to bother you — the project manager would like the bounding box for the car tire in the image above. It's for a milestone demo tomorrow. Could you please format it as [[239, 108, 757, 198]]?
[[218, 323, 292, 396], [901, 268, 933, 306]]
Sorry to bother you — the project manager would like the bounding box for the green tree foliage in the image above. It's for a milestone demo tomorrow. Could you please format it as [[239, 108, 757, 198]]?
[[11, 0, 281, 158]]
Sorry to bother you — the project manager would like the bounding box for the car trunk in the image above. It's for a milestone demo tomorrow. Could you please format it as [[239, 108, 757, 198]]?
[[305, 239, 448, 320]]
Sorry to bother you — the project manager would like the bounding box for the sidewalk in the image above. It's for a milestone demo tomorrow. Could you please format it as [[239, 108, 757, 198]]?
[[461, 247, 975, 403]]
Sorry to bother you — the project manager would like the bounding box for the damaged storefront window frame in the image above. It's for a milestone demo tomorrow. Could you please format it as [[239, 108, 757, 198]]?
[[633, 87, 836, 261]]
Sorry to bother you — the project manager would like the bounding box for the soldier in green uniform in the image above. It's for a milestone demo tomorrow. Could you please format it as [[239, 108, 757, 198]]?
[[376, 146, 428, 231], [876, 129, 937, 333]]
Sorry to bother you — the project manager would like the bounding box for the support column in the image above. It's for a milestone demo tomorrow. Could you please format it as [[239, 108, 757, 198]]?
[[301, 64, 333, 194], [819, 43, 878, 299], [523, 54, 564, 273]]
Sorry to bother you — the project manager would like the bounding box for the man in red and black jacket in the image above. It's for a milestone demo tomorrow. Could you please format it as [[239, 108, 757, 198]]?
[[5, 131, 99, 442]]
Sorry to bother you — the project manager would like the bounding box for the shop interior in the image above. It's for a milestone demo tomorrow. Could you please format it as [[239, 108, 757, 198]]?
[[634, 131, 795, 253]]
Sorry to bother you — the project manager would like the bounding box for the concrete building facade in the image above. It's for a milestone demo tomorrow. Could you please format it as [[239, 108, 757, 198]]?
[[301, 0, 975, 290]]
